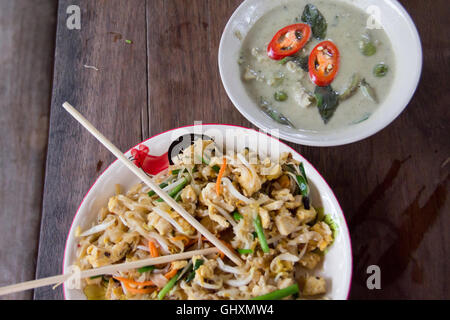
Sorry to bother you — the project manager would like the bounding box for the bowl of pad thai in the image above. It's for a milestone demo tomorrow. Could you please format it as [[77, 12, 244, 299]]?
[[63, 124, 352, 300]]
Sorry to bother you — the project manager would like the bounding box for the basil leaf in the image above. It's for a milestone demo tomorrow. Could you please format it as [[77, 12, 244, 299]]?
[[299, 163, 308, 184], [295, 55, 309, 72], [360, 78, 378, 103], [260, 98, 295, 128], [233, 211, 243, 221], [314, 85, 339, 124], [295, 174, 309, 197], [301, 4, 327, 40]]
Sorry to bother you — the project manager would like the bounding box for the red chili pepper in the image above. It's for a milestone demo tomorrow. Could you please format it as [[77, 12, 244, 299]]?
[[267, 24, 311, 60], [131, 145, 169, 175], [308, 41, 340, 87]]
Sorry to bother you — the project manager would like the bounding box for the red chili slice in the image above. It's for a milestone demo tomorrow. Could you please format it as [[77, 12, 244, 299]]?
[[267, 24, 311, 60], [308, 41, 340, 87]]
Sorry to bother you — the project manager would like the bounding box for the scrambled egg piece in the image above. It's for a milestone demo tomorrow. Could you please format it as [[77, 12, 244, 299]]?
[[195, 259, 218, 283], [181, 185, 197, 204], [171, 260, 188, 270], [311, 222, 333, 251]]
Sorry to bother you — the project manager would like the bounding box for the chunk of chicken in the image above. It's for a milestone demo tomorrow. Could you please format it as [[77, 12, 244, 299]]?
[[285, 195, 303, 209], [199, 183, 234, 212], [233, 165, 262, 196], [277, 277, 294, 290], [263, 200, 284, 211], [299, 252, 322, 270], [275, 211, 300, 236], [303, 276, 326, 296], [272, 188, 295, 202], [259, 207, 271, 229], [293, 82, 313, 108], [147, 211, 172, 235], [181, 185, 197, 204], [296, 206, 317, 224], [170, 210, 196, 236], [207, 206, 229, 229]]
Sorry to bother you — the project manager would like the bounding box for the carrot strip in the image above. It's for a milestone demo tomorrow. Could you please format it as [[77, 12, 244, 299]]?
[[113, 276, 155, 287], [148, 240, 159, 258], [164, 267, 179, 280], [201, 236, 235, 259], [171, 235, 190, 244], [216, 158, 227, 195], [217, 240, 235, 259], [122, 281, 155, 295]]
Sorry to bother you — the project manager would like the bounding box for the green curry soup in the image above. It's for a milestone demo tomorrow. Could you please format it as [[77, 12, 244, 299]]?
[[239, 0, 395, 132]]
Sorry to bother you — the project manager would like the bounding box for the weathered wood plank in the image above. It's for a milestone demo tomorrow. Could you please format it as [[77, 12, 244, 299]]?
[[146, 0, 250, 137], [34, 0, 148, 299], [0, 0, 57, 300]]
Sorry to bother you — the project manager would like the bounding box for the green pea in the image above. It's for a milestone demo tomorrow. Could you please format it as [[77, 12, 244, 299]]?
[[373, 63, 388, 77], [274, 91, 288, 101], [359, 40, 376, 56]]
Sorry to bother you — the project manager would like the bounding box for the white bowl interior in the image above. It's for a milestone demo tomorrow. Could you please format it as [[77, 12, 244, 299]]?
[[219, 0, 422, 146], [63, 125, 352, 299]]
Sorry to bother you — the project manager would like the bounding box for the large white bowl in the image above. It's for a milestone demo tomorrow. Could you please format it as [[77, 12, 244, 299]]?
[[219, 0, 422, 146], [63, 124, 352, 299]]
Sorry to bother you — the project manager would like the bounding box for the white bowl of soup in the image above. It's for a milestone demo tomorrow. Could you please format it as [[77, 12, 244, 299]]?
[[63, 125, 352, 300], [219, 0, 422, 146]]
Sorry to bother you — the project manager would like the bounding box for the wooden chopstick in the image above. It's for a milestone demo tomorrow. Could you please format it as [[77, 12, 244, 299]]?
[[62, 102, 242, 266], [0, 247, 218, 297]]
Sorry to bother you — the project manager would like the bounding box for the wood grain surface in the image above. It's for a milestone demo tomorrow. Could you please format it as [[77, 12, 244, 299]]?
[[0, 0, 444, 300], [34, 0, 148, 299], [0, 0, 57, 300]]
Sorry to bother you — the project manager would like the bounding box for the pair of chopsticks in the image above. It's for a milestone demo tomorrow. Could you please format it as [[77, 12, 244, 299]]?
[[0, 248, 218, 296], [0, 102, 242, 297]]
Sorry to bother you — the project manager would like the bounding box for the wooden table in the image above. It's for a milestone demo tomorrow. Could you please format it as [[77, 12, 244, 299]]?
[[0, 0, 448, 300]]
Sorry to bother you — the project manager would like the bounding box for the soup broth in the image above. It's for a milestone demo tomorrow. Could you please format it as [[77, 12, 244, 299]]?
[[239, 0, 395, 132]]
